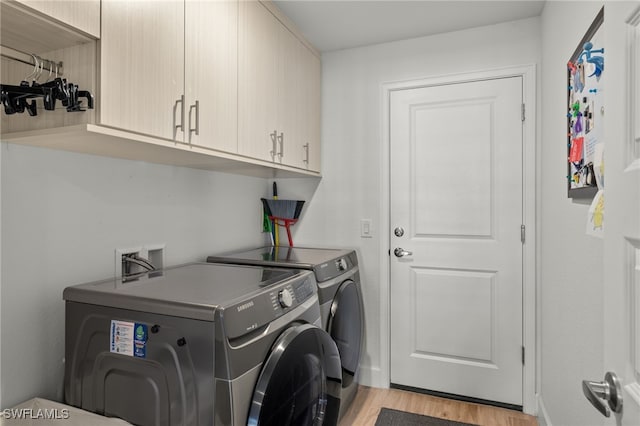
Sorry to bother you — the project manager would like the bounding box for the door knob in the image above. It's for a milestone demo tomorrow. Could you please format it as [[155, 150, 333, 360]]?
[[394, 247, 413, 258], [582, 371, 623, 417]]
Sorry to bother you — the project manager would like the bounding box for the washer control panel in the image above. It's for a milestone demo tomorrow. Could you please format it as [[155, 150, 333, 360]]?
[[313, 251, 358, 282], [224, 271, 316, 339], [278, 288, 293, 308], [269, 276, 314, 313]]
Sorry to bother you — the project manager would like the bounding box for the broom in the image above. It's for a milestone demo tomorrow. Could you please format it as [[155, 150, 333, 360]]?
[[260, 198, 305, 246]]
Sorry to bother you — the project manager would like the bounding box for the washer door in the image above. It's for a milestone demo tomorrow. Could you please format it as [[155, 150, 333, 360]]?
[[327, 279, 363, 388], [247, 323, 342, 426]]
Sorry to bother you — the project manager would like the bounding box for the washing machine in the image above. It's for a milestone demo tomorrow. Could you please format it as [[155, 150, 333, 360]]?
[[63, 262, 342, 426], [207, 246, 364, 417]]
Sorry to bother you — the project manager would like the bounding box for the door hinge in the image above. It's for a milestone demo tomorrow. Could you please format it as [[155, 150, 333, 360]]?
[[522, 346, 525, 365], [521, 103, 525, 122], [521, 225, 526, 244]]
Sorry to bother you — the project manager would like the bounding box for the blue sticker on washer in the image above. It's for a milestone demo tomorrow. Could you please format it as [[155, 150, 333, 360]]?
[[133, 323, 148, 358], [110, 320, 147, 358]]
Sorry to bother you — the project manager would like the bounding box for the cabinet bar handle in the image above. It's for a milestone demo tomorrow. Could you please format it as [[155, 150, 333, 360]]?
[[270, 130, 278, 158], [303, 143, 310, 164], [175, 95, 185, 132], [277, 132, 284, 159], [189, 100, 200, 138]]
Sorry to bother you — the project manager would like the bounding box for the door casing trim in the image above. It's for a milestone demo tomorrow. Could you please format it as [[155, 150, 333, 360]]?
[[379, 64, 538, 415]]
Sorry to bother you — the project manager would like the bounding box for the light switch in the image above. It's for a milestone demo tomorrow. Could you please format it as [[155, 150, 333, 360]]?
[[361, 219, 373, 238]]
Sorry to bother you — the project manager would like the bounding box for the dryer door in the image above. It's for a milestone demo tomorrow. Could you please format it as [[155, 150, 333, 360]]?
[[248, 323, 342, 426], [327, 279, 363, 387]]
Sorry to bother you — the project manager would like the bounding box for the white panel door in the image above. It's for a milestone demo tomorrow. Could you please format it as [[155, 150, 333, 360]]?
[[390, 77, 523, 406], [583, 4, 640, 425]]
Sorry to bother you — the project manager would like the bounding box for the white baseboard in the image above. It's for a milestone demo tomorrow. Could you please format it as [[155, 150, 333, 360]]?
[[358, 364, 386, 389], [537, 394, 552, 426]]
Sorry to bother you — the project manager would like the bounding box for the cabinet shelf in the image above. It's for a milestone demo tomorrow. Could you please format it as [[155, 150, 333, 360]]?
[[0, 1, 97, 54], [0, 124, 321, 178]]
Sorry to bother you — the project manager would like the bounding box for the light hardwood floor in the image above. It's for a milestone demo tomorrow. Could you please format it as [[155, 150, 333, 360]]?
[[338, 386, 538, 426]]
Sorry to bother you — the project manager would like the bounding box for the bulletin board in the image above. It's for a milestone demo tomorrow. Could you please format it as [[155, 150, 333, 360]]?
[[567, 7, 604, 199]]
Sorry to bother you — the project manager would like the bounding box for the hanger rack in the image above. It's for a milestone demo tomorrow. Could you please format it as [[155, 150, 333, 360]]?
[[0, 46, 63, 76], [0, 46, 93, 116]]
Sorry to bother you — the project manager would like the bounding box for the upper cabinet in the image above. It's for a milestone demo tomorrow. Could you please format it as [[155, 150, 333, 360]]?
[[99, 0, 238, 154], [238, 1, 281, 163], [290, 37, 321, 172], [2, 0, 321, 178], [99, 0, 185, 141], [0, 0, 99, 135], [184, 0, 238, 153], [238, 1, 321, 173]]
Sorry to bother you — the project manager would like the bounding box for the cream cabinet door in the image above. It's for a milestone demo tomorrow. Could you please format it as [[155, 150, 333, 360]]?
[[99, 0, 184, 141], [276, 24, 303, 168], [296, 42, 321, 172], [278, 33, 321, 172], [185, 0, 238, 153], [238, 0, 281, 163], [239, 1, 321, 171], [15, 0, 100, 37]]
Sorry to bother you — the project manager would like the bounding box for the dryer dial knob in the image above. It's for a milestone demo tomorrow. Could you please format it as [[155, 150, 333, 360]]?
[[278, 289, 293, 308]]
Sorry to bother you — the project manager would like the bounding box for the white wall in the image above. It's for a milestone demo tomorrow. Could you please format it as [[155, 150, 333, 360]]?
[[0, 143, 267, 407], [539, 3, 605, 426], [288, 17, 541, 388]]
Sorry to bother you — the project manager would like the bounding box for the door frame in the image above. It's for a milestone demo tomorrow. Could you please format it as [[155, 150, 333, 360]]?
[[379, 64, 538, 415]]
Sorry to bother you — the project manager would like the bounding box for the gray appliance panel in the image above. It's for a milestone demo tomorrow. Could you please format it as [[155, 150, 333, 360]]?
[[64, 302, 215, 426], [207, 246, 358, 282], [215, 297, 324, 425], [216, 295, 322, 381], [63, 263, 307, 322], [317, 266, 359, 306]]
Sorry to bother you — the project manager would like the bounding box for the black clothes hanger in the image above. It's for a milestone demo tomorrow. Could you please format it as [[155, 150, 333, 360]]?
[[1, 53, 94, 116], [1, 77, 94, 115]]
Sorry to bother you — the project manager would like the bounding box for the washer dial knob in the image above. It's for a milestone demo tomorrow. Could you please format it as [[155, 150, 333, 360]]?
[[336, 258, 347, 271], [278, 289, 293, 308]]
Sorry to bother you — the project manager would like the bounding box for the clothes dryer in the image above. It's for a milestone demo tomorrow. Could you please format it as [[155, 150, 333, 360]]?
[[63, 262, 341, 426], [207, 246, 364, 417]]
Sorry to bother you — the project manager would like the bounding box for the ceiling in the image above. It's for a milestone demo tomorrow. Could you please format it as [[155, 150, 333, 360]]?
[[273, 0, 546, 52]]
